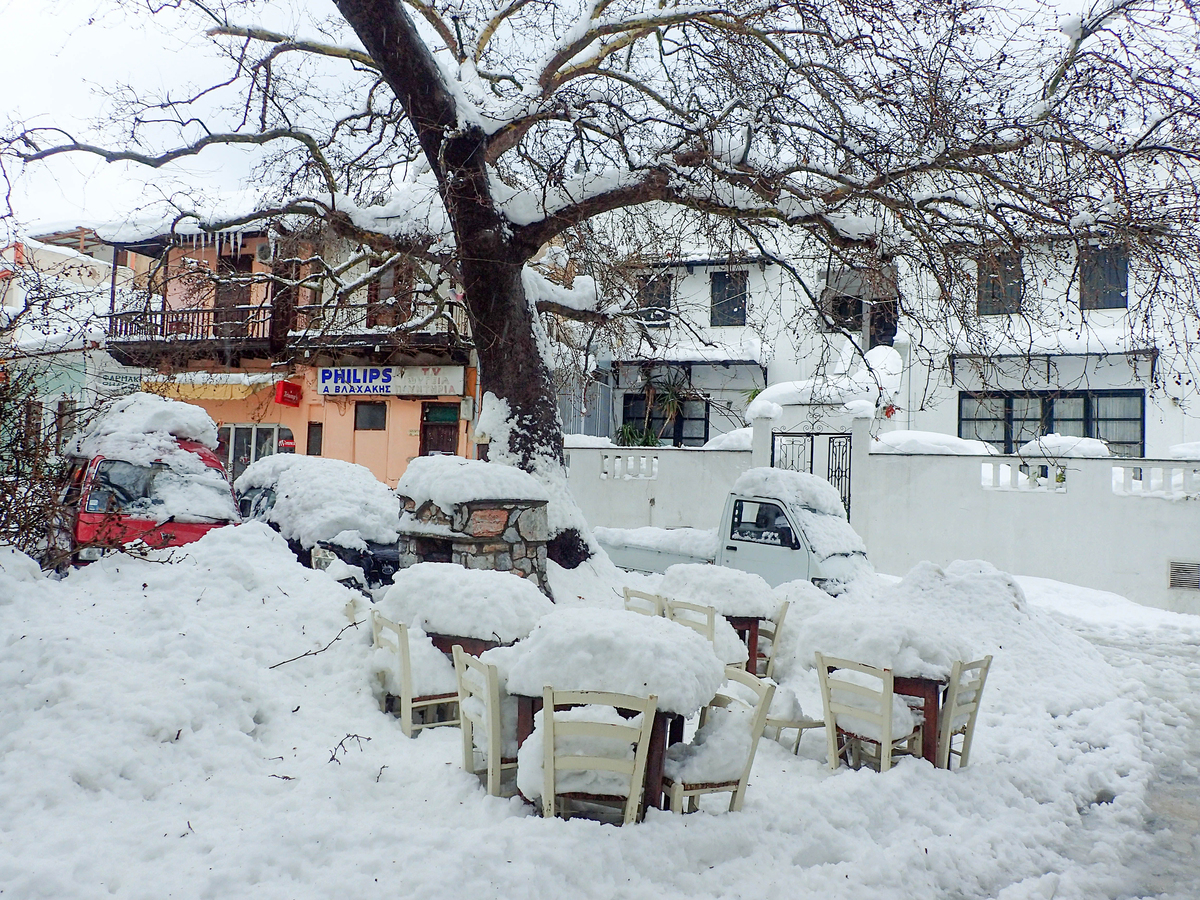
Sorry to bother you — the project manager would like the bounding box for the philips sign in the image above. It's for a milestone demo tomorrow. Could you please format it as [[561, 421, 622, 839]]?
[[317, 366, 464, 396]]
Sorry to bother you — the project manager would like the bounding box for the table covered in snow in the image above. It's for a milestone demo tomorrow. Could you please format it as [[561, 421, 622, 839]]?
[[375, 562, 555, 656], [483, 608, 726, 815], [659, 564, 778, 666]]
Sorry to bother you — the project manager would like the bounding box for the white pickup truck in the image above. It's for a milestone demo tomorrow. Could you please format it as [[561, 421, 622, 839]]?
[[594, 467, 870, 590]]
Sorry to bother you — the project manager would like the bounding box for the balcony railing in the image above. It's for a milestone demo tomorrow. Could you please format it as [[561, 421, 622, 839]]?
[[291, 301, 470, 343], [107, 305, 272, 342], [107, 300, 471, 346]]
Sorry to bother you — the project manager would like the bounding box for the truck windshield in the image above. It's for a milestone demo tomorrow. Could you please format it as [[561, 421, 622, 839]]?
[[86, 460, 237, 523]]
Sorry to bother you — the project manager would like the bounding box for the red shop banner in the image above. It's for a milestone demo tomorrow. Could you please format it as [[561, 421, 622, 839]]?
[[275, 381, 302, 407]]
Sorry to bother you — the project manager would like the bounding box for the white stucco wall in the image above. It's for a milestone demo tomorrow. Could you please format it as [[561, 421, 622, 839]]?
[[565, 447, 752, 530]]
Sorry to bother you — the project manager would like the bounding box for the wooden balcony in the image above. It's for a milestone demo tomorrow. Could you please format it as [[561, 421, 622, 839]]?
[[105, 300, 472, 367]]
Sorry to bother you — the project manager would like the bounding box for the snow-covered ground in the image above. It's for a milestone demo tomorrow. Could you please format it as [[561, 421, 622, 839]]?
[[1, 530, 1198, 899]]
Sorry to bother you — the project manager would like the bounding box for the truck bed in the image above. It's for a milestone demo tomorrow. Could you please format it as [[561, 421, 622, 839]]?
[[593, 526, 718, 575]]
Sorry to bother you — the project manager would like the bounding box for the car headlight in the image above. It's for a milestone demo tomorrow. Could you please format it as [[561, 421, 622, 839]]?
[[311, 546, 339, 569], [77, 547, 104, 562]]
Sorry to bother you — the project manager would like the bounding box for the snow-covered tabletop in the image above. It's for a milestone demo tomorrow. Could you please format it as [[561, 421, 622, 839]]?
[[659, 563, 777, 619], [377, 562, 554, 645], [483, 608, 726, 717]]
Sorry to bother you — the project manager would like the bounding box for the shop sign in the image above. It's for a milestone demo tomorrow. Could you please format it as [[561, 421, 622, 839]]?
[[317, 365, 464, 396], [275, 381, 303, 407]]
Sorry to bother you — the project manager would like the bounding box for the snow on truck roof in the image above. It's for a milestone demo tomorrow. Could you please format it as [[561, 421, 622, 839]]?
[[70, 392, 222, 472], [732, 467, 846, 518]]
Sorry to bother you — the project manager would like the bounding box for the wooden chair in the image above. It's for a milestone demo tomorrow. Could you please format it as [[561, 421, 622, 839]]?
[[371, 610, 460, 738], [756, 600, 791, 678], [541, 687, 658, 826], [662, 666, 775, 813], [623, 588, 666, 617], [936, 655, 993, 770], [665, 598, 716, 642], [816, 652, 920, 773], [453, 645, 516, 796]]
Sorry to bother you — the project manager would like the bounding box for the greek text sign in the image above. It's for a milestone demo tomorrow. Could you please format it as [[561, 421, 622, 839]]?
[[317, 366, 465, 396]]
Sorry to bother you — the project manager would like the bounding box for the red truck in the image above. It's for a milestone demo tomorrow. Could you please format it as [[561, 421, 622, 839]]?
[[55, 439, 239, 564]]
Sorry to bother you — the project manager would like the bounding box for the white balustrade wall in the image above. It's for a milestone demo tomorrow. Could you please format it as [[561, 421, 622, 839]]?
[[565, 447, 753, 530], [567, 437, 1200, 614], [853, 452, 1200, 615]]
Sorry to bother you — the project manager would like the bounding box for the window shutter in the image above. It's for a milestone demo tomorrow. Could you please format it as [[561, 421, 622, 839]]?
[[1169, 562, 1200, 591]]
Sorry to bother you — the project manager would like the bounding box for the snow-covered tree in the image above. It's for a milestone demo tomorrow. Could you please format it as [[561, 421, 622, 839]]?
[[5, 0, 1198, 553]]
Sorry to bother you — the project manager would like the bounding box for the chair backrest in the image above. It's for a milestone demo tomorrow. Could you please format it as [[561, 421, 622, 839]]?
[[815, 652, 902, 772], [666, 598, 717, 642], [623, 588, 666, 617], [371, 609, 413, 698], [936, 655, 993, 769], [453, 645, 507, 792], [756, 600, 791, 678], [542, 687, 658, 825], [703, 666, 776, 803]]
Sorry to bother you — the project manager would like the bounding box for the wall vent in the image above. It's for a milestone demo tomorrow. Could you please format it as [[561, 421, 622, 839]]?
[[1168, 561, 1200, 591]]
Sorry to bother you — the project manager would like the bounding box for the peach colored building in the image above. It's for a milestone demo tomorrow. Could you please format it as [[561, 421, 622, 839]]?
[[94, 227, 476, 485]]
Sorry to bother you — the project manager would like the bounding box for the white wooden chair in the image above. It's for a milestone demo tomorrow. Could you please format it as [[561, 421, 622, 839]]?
[[623, 588, 667, 617], [755, 599, 791, 678], [816, 652, 920, 773], [661, 666, 775, 813], [453, 645, 517, 796], [665, 598, 716, 641], [541, 687, 658, 826], [371, 610, 459, 738], [936, 655, 993, 770]]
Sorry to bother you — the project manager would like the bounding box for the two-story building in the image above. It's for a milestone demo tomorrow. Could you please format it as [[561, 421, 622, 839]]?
[[32, 222, 479, 486]]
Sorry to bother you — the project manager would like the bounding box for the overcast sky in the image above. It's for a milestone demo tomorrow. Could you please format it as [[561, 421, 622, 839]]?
[[0, 0, 316, 234]]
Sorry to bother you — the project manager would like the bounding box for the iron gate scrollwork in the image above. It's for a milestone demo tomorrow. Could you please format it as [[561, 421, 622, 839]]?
[[770, 431, 853, 520]]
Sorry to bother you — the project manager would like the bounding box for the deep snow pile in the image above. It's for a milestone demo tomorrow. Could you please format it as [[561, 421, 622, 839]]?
[[659, 563, 777, 618], [235, 454, 401, 548], [395, 455, 549, 510], [0, 531, 1187, 900], [376, 562, 554, 643], [69, 391, 220, 471], [872, 430, 999, 456]]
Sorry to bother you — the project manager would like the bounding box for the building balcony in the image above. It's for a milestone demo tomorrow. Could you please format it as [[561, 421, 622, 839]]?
[[104, 300, 472, 367]]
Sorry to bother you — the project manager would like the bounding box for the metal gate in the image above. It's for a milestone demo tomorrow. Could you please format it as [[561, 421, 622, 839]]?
[[770, 431, 853, 519]]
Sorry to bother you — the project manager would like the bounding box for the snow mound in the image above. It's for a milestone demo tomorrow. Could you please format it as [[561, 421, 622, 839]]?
[[755, 345, 903, 408], [0, 545, 44, 584], [485, 608, 724, 716], [395, 456, 549, 510], [1017, 434, 1111, 458], [702, 427, 753, 450], [873, 430, 1000, 455], [660, 563, 777, 618], [377, 562, 553, 644], [592, 526, 719, 561], [236, 454, 400, 548], [733, 467, 846, 517], [563, 434, 616, 448], [1168, 441, 1200, 459], [71, 392, 220, 470], [664, 703, 754, 784]]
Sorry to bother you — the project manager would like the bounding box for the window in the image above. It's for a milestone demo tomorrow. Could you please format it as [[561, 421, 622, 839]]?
[[958, 390, 1144, 457], [55, 399, 76, 453], [1080, 246, 1128, 310], [355, 401, 387, 431], [730, 499, 795, 547], [710, 271, 747, 327], [366, 264, 416, 327], [636, 274, 671, 326], [977, 251, 1024, 315], [820, 266, 898, 346], [216, 423, 293, 479], [621, 392, 709, 447], [306, 422, 323, 456], [24, 400, 43, 443]]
